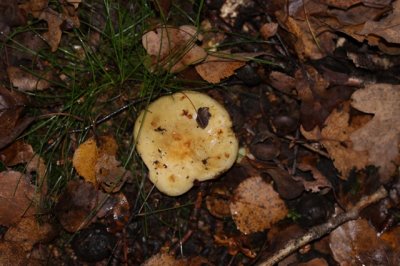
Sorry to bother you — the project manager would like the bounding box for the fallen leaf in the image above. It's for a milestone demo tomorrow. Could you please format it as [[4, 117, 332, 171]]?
[[39, 8, 64, 52], [297, 157, 332, 193], [142, 252, 208, 266], [0, 0, 26, 38], [55, 180, 110, 232], [72, 137, 98, 184], [329, 219, 392, 265], [230, 176, 288, 234], [295, 66, 353, 130], [268, 71, 296, 94], [0, 242, 28, 265], [7, 66, 52, 91], [214, 234, 257, 258], [299, 258, 329, 266], [195, 55, 245, 83], [142, 25, 207, 73], [350, 84, 400, 182], [359, 1, 400, 44], [260, 22, 278, 39], [18, 0, 48, 18], [206, 186, 232, 218], [301, 103, 369, 179], [19, 1, 80, 51], [0, 87, 34, 150], [4, 216, 55, 252], [73, 135, 128, 192], [95, 153, 131, 193], [0, 171, 36, 226], [0, 141, 34, 166]]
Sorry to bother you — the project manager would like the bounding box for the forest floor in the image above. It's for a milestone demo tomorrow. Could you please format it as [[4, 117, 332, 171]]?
[[0, 0, 400, 265]]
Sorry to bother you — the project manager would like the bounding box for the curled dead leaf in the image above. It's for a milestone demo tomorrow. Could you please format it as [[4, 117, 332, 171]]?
[[230, 176, 288, 234], [195, 55, 245, 83], [0, 171, 36, 226]]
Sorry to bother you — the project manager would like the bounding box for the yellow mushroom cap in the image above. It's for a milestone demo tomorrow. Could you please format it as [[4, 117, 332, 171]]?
[[134, 91, 239, 196]]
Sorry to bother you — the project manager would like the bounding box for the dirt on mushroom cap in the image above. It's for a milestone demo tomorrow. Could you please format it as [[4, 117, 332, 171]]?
[[134, 91, 239, 196]]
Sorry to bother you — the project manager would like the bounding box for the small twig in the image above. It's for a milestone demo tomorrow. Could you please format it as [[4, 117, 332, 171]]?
[[257, 186, 388, 266], [283, 135, 330, 158]]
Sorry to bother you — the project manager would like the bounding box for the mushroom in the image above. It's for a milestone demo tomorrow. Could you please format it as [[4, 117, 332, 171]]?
[[134, 91, 239, 196]]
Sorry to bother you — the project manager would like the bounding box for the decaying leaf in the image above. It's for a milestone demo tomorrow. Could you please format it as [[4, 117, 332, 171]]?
[[295, 66, 352, 130], [297, 157, 332, 193], [329, 219, 394, 265], [142, 252, 208, 266], [350, 83, 400, 182], [0, 242, 28, 265], [55, 180, 109, 232], [0, 87, 34, 150], [95, 153, 131, 193], [19, 0, 80, 51], [7, 66, 53, 91], [72, 137, 99, 184], [301, 104, 369, 179], [142, 25, 207, 73], [206, 185, 232, 218], [259, 22, 278, 40], [230, 176, 288, 234], [359, 1, 400, 44], [73, 135, 128, 191], [195, 55, 246, 83], [0, 140, 34, 166], [214, 233, 257, 258], [0, 171, 36, 226], [4, 216, 55, 252]]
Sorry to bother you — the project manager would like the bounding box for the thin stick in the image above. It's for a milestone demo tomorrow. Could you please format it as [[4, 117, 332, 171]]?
[[257, 186, 388, 266]]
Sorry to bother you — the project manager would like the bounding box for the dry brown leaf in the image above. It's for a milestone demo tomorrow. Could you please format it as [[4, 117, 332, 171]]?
[[142, 253, 186, 266], [0, 242, 28, 265], [4, 216, 55, 252], [195, 55, 245, 83], [7, 66, 53, 91], [230, 176, 288, 234], [55, 180, 109, 232], [0, 87, 34, 150], [260, 22, 278, 39], [360, 1, 400, 44], [206, 186, 232, 218], [95, 153, 131, 193], [350, 84, 400, 182], [18, 0, 48, 18], [329, 219, 392, 265], [279, 16, 327, 60], [268, 71, 296, 94], [39, 8, 64, 52], [298, 258, 328, 266], [142, 25, 207, 73], [142, 252, 208, 266], [19, 1, 80, 52], [0, 171, 36, 226], [297, 159, 332, 193], [301, 104, 369, 179], [0, 140, 34, 166]]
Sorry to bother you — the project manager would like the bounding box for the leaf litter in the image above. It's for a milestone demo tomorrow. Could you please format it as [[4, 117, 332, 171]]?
[[0, 0, 400, 264]]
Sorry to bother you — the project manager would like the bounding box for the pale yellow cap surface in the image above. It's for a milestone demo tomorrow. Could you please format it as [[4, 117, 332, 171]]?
[[134, 91, 238, 196]]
